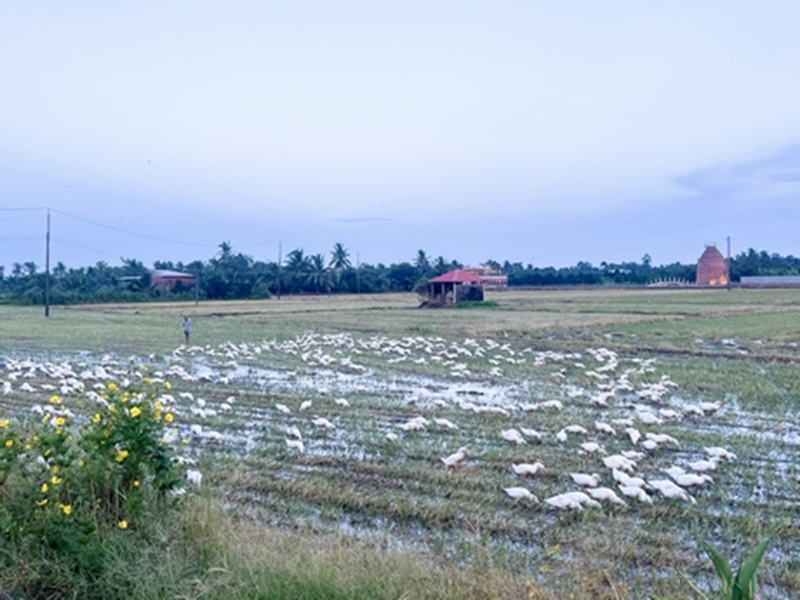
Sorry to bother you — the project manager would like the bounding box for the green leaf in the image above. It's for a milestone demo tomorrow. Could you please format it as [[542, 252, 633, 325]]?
[[679, 571, 711, 600], [701, 540, 732, 592], [732, 538, 770, 600]]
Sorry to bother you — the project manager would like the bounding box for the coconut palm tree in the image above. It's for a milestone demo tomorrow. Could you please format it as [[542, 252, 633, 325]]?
[[285, 248, 310, 292], [306, 253, 332, 294], [414, 250, 431, 277], [330, 242, 351, 270], [218, 241, 233, 258]]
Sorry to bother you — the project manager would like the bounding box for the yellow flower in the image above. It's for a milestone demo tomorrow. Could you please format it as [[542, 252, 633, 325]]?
[[118, 520, 128, 530], [115, 449, 129, 463], [143, 378, 152, 384], [108, 406, 117, 414], [165, 381, 172, 390], [59, 503, 72, 516], [133, 480, 140, 488], [37, 498, 48, 506], [130, 406, 142, 418], [0, 419, 9, 429], [4, 439, 13, 448], [78, 459, 85, 467], [42, 413, 51, 422], [24, 444, 32, 450], [165, 413, 174, 423], [107, 382, 118, 391], [181, 438, 189, 445], [54, 417, 66, 427], [49, 395, 60, 404], [154, 412, 162, 422], [51, 475, 63, 485], [51, 465, 59, 473], [41, 483, 48, 493], [93, 413, 102, 424]]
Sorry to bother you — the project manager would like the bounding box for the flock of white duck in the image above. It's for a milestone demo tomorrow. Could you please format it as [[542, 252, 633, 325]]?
[[1, 333, 745, 512]]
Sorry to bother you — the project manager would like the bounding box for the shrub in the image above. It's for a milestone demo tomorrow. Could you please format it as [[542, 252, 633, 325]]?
[[0, 376, 192, 595]]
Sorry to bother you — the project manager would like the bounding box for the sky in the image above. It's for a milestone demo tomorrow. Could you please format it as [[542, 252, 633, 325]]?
[[2, 1, 800, 271]]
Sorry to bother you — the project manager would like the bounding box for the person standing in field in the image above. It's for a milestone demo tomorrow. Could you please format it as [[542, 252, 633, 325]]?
[[182, 315, 192, 345]]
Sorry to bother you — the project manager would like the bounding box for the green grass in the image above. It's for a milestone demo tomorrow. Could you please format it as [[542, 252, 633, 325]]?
[[2, 289, 800, 598]]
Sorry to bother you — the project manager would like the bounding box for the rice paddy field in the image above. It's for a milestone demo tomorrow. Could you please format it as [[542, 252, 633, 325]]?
[[2, 288, 799, 599]]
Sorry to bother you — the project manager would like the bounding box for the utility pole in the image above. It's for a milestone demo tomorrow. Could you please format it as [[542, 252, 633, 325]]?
[[356, 251, 361, 294], [277, 240, 282, 300], [44, 208, 51, 317], [726, 235, 732, 291]]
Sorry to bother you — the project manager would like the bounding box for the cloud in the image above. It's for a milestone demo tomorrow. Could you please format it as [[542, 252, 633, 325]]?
[[676, 144, 800, 200]]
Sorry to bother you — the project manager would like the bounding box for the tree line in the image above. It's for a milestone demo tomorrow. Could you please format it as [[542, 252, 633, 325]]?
[[1, 244, 799, 305]]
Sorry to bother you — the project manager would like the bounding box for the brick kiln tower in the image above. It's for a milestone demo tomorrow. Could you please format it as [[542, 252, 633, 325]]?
[[696, 245, 728, 286]]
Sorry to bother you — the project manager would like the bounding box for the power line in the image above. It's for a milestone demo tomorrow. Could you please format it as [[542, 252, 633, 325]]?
[[51, 208, 217, 248]]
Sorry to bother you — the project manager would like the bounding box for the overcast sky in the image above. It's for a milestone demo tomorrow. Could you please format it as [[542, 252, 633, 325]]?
[[2, 1, 800, 271]]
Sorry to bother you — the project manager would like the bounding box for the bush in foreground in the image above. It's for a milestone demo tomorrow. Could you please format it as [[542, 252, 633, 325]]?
[[0, 377, 191, 597]]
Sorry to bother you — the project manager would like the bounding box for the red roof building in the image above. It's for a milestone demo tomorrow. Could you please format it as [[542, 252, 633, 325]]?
[[696, 245, 728, 286], [429, 269, 482, 284], [463, 265, 508, 288], [428, 269, 483, 305], [150, 269, 197, 292]]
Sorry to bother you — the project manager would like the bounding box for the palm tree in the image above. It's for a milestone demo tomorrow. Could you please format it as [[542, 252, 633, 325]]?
[[285, 248, 310, 291], [329, 243, 351, 270], [218, 241, 233, 258], [306, 253, 332, 294], [23, 261, 37, 276], [414, 250, 430, 276]]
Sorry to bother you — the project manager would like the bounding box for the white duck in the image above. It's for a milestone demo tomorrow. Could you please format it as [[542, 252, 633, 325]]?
[[503, 486, 538, 502], [603, 455, 636, 472], [594, 421, 616, 436], [617, 485, 653, 504], [520, 427, 543, 440], [512, 462, 546, 477], [500, 429, 527, 445], [649, 479, 696, 504], [545, 494, 583, 511], [285, 438, 304, 453], [570, 473, 602, 487], [580, 441, 605, 455], [587, 487, 627, 506], [442, 447, 468, 468]]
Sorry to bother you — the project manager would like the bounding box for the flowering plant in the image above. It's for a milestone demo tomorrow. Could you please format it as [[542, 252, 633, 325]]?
[[0, 377, 188, 581]]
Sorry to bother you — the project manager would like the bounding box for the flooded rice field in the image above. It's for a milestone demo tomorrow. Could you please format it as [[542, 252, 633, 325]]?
[[2, 330, 799, 597]]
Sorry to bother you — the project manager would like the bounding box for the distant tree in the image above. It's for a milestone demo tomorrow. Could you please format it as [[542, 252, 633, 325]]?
[[306, 253, 332, 293], [414, 250, 431, 276], [433, 256, 448, 276], [388, 262, 419, 291], [23, 261, 37, 276], [53, 262, 67, 277], [218, 241, 232, 258], [330, 242, 351, 270], [285, 248, 310, 292]]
